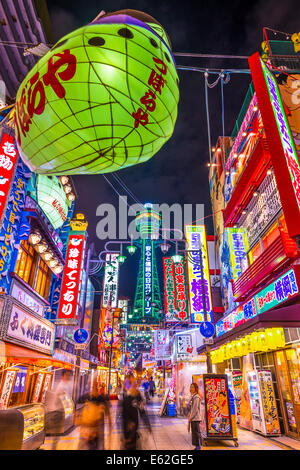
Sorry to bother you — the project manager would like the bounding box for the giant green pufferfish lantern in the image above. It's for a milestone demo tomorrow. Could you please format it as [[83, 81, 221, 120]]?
[[14, 9, 179, 175]]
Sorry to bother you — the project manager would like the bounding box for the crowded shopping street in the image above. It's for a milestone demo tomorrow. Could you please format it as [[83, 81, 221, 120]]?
[[39, 397, 299, 451], [0, 0, 300, 458]]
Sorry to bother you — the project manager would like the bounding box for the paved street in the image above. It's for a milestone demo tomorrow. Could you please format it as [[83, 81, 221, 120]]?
[[40, 399, 294, 451]]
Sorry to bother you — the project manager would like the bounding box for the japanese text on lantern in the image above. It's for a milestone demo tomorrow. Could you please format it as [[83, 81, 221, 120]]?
[[132, 56, 168, 128], [15, 50, 77, 145], [57, 233, 86, 324]]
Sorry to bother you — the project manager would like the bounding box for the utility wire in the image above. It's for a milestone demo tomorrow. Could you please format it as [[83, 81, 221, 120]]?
[[174, 52, 249, 59]]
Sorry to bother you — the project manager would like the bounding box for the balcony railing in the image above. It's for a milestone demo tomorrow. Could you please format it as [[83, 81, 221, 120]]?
[[232, 230, 300, 302]]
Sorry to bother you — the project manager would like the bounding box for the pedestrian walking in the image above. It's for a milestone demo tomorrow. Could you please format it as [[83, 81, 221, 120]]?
[[149, 377, 156, 398], [143, 379, 150, 402], [44, 369, 74, 450], [187, 383, 201, 450], [121, 377, 151, 450], [77, 380, 112, 450]]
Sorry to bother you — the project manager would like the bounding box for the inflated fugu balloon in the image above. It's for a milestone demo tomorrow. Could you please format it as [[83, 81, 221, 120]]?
[[14, 9, 179, 175]]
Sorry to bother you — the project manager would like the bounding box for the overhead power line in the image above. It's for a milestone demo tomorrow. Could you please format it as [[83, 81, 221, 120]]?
[[174, 52, 249, 60]]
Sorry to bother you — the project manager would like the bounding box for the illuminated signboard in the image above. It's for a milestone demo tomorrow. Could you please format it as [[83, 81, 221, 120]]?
[[260, 59, 300, 209], [216, 267, 299, 337], [56, 233, 87, 325], [144, 239, 153, 317], [102, 253, 119, 308], [185, 225, 213, 323], [0, 156, 30, 293], [163, 258, 176, 320], [249, 52, 300, 238], [227, 228, 249, 280], [163, 257, 189, 322], [154, 329, 171, 361], [118, 299, 128, 324], [36, 175, 69, 229], [0, 132, 18, 226]]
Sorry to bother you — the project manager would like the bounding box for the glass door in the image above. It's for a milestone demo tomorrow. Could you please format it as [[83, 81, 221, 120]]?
[[275, 350, 299, 437]]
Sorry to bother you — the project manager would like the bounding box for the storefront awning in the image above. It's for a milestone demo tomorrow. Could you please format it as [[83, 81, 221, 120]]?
[[0, 342, 74, 370], [211, 303, 300, 350]]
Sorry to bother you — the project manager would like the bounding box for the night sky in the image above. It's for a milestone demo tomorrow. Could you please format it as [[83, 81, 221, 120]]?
[[46, 0, 300, 300]]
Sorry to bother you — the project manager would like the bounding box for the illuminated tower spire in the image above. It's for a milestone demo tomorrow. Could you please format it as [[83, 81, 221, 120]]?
[[130, 203, 163, 325]]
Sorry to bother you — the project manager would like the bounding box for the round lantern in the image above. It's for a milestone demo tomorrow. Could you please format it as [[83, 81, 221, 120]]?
[[14, 10, 179, 175]]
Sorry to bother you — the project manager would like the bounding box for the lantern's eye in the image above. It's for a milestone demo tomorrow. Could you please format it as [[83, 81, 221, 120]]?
[[88, 37, 105, 46], [149, 38, 158, 48], [118, 28, 134, 39], [164, 53, 171, 63], [52, 39, 68, 50]]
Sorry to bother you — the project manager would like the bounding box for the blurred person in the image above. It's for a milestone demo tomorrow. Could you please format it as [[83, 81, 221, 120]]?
[[142, 379, 150, 402], [121, 377, 151, 450], [149, 377, 156, 398], [187, 383, 201, 450], [123, 373, 133, 395], [44, 369, 74, 450], [77, 380, 112, 450]]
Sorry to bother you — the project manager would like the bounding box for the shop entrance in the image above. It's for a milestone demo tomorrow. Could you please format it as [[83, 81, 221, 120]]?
[[254, 352, 285, 435], [274, 348, 300, 439]]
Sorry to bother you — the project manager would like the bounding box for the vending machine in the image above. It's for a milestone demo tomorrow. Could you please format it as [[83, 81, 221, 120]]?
[[247, 370, 280, 436]]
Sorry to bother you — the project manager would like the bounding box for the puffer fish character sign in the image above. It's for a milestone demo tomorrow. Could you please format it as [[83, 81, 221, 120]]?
[[14, 9, 179, 175]]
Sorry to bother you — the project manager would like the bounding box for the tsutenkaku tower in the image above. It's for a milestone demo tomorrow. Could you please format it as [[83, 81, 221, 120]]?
[[130, 203, 163, 325]]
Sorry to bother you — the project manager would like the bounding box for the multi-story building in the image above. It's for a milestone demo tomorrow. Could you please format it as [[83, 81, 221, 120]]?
[[208, 37, 300, 440]]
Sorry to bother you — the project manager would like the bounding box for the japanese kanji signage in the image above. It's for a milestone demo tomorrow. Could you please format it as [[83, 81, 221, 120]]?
[[227, 228, 249, 280], [3, 303, 55, 355], [0, 369, 17, 410], [154, 329, 171, 361], [0, 153, 30, 293], [144, 240, 153, 317], [185, 225, 213, 323], [102, 253, 119, 309], [258, 370, 280, 435], [249, 52, 300, 238], [163, 257, 189, 322], [56, 232, 86, 325], [216, 267, 300, 337], [0, 132, 18, 227], [175, 332, 196, 361]]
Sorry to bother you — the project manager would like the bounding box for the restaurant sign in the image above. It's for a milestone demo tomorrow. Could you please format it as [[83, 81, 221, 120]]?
[[216, 267, 299, 337]]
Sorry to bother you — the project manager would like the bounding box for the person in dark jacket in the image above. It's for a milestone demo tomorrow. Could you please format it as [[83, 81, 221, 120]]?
[[188, 383, 201, 450], [121, 377, 151, 450]]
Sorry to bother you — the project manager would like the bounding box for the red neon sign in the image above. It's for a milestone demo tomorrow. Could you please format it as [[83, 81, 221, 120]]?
[[0, 133, 18, 225], [249, 52, 300, 239], [56, 232, 86, 325]]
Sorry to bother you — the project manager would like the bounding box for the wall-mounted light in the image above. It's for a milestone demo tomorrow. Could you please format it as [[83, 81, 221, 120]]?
[[160, 242, 170, 255], [36, 242, 48, 254], [60, 176, 69, 185], [43, 251, 53, 261], [54, 265, 63, 275], [29, 231, 42, 246], [127, 245, 137, 255]]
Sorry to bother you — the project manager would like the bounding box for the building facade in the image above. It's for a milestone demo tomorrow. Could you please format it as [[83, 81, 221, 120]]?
[[208, 39, 300, 439]]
